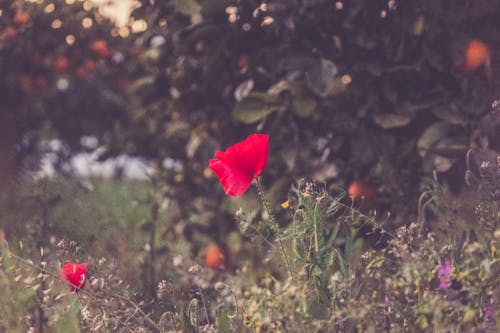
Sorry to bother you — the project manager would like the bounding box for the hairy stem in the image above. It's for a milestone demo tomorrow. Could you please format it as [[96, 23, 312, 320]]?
[[254, 177, 292, 276], [4, 250, 161, 332]]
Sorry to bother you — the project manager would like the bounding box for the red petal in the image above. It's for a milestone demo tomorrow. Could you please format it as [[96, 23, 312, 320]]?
[[61, 263, 87, 291], [209, 134, 268, 196], [209, 158, 252, 196]]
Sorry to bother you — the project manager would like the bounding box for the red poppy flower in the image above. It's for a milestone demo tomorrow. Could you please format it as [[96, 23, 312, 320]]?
[[60, 263, 88, 292], [209, 134, 269, 196]]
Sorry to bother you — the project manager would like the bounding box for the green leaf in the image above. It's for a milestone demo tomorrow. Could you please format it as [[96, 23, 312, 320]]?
[[267, 79, 293, 95], [217, 310, 232, 333], [164, 121, 191, 139], [433, 155, 456, 172], [326, 223, 341, 247], [432, 105, 468, 125], [52, 304, 81, 333], [268, 81, 317, 118], [188, 299, 200, 333], [432, 138, 467, 156], [292, 94, 317, 118], [412, 15, 425, 36], [306, 299, 330, 319], [417, 122, 452, 157], [234, 79, 254, 102], [233, 92, 281, 124], [127, 75, 156, 94], [172, 0, 202, 16], [306, 59, 341, 97], [372, 113, 413, 128]]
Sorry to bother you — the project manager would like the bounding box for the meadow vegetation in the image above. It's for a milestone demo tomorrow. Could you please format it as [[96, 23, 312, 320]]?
[[1, 0, 499, 332]]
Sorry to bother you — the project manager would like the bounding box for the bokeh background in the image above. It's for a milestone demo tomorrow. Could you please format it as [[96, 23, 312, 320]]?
[[0, 0, 499, 332]]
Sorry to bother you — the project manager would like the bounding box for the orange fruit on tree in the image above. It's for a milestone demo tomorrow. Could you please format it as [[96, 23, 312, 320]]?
[[14, 11, 30, 25], [90, 39, 111, 58], [463, 39, 490, 72], [54, 56, 70, 71], [348, 180, 376, 202], [3, 26, 17, 39], [75, 67, 89, 80], [75, 60, 96, 80], [205, 244, 226, 270]]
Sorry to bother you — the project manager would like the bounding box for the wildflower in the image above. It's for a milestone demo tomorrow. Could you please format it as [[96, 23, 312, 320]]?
[[437, 260, 452, 290], [209, 134, 269, 196], [60, 262, 88, 292], [483, 304, 495, 329]]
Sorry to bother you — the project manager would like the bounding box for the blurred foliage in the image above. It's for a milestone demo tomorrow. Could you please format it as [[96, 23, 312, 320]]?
[[0, 0, 128, 191], [0, 1, 499, 331], [120, 0, 500, 231], [0, 159, 498, 332], [1, 0, 500, 228]]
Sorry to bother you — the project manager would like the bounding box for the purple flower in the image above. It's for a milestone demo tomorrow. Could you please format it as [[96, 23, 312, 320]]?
[[437, 260, 452, 290], [483, 305, 495, 329]]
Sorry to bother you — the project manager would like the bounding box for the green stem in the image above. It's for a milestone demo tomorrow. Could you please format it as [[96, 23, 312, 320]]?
[[254, 177, 292, 276], [313, 203, 320, 257], [149, 196, 158, 301], [4, 251, 161, 332], [336, 201, 396, 240]]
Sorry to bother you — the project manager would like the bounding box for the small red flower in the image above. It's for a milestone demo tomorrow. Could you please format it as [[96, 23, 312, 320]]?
[[348, 180, 376, 203], [60, 263, 88, 292], [209, 134, 269, 196], [205, 244, 226, 270]]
